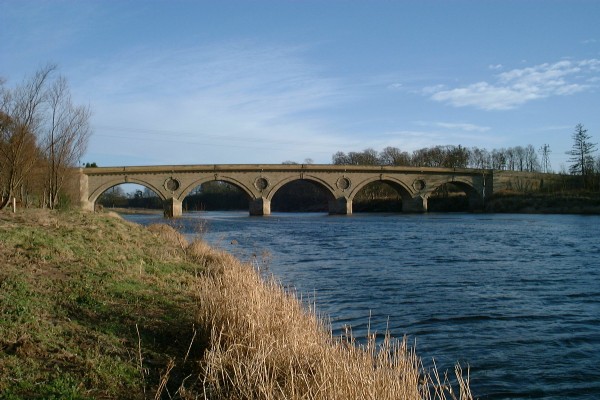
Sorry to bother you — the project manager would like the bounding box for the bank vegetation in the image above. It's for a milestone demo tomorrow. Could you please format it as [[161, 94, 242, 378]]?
[[0, 209, 473, 399], [1, 65, 90, 211]]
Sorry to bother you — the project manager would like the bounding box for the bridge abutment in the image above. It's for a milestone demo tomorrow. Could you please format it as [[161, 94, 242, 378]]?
[[164, 198, 183, 218], [250, 198, 271, 216], [79, 171, 94, 212], [403, 196, 428, 213]]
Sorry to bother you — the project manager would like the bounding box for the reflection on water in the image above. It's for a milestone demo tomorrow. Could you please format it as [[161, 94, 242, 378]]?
[[125, 212, 600, 400]]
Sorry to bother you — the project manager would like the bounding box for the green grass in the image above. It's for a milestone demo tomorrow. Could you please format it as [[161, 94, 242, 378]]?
[[0, 210, 207, 399]]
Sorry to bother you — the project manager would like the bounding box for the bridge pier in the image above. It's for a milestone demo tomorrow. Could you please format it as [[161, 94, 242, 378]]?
[[250, 197, 271, 216], [329, 197, 352, 215], [164, 197, 183, 218], [403, 196, 427, 213]]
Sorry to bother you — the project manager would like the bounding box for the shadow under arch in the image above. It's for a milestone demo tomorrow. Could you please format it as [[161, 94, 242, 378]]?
[[179, 177, 253, 212], [88, 177, 166, 206], [349, 176, 415, 212], [265, 174, 337, 202], [426, 178, 484, 211], [267, 175, 336, 213], [178, 175, 256, 202]]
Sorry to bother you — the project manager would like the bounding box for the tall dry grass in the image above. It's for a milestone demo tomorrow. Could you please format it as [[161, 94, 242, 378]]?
[[182, 233, 473, 400]]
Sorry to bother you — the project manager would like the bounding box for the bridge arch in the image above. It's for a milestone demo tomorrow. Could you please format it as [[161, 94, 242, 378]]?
[[349, 176, 414, 200], [264, 174, 339, 214], [178, 175, 256, 202], [88, 177, 167, 207], [425, 177, 484, 211], [265, 174, 337, 202], [265, 175, 335, 213], [348, 176, 427, 213], [425, 177, 478, 197]]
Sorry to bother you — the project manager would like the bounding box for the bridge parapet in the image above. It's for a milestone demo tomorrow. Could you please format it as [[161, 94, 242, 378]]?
[[80, 164, 493, 217]]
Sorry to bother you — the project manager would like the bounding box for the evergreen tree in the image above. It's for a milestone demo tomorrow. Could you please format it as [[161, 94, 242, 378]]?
[[567, 124, 596, 176]]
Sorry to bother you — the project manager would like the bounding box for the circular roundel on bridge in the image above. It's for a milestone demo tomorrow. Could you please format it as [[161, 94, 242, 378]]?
[[254, 177, 269, 191], [412, 179, 426, 191], [164, 177, 181, 192], [336, 177, 351, 190]]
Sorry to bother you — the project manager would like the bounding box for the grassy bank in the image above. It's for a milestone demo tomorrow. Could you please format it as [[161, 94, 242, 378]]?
[[1, 210, 472, 399], [485, 191, 600, 214], [1, 210, 207, 398]]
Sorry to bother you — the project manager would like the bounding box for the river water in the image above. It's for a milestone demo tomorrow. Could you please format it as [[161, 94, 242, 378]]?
[[124, 212, 600, 399]]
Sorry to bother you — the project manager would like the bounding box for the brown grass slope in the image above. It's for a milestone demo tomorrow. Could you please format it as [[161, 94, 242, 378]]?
[[0, 210, 472, 399]]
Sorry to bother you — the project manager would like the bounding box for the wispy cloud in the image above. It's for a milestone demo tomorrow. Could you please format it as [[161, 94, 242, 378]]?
[[426, 59, 600, 110], [415, 121, 491, 133], [374, 124, 503, 152], [387, 83, 403, 90], [78, 42, 350, 164], [422, 84, 447, 95]]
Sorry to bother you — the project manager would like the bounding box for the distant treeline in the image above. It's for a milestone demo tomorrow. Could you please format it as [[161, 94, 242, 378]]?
[[332, 144, 545, 172]]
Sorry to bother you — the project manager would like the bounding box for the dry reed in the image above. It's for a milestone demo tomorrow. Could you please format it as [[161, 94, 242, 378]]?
[[185, 236, 473, 400]]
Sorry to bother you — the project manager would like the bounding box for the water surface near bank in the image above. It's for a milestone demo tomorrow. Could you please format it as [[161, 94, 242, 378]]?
[[125, 212, 600, 400]]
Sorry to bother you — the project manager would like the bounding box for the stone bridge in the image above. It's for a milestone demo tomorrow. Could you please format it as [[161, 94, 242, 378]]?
[[79, 164, 494, 217]]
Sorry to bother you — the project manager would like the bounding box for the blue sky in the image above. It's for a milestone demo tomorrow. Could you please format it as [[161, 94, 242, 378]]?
[[2, 1, 599, 170]]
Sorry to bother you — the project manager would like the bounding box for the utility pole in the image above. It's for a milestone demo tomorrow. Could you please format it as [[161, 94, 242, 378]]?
[[540, 144, 551, 173]]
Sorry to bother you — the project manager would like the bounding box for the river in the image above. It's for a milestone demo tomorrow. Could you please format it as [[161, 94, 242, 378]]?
[[124, 212, 600, 399]]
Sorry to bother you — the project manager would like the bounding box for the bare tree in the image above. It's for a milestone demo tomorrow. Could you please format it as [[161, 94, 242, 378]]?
[[504, 147, 516, 170], [351, 148, 379, 165], [444, 145, 470, 168], [491, 148, 507, 170], [42, 76, 91, 208], [379, 146, 411, 166], [524, 144, 540, 172], [332, 151, 350, 165], [0, 64, 91, 209], [469, 147, 491, 169], [512, 146, 526, 171], [412, 147, 438, 167], [0, 65, 55, 209]]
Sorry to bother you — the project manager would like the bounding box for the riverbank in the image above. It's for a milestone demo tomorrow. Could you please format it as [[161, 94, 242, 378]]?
[[0, 210, 206, 398], [485, 191, 600, 214], [98, 206, 163, 215], [0, 209, 472, 399]]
